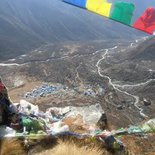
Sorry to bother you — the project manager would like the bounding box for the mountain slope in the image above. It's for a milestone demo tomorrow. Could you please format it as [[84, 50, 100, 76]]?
[[130, 37, 155, 60], [0, 0, 147, 60]]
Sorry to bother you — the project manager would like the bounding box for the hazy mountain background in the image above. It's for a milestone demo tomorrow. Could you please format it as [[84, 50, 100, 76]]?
[[0, 0, 152, 61]]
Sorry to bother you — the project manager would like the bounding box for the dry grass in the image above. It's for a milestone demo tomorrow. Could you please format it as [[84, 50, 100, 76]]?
[[0, 137, 109, 155], [4, 134, 155, 155], [32, 140, 105, 155], [0, 138, 26, 155], [28, 135, 109, 155]]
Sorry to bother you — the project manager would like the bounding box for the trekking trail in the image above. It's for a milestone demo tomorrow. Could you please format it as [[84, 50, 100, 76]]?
[[0, 63, 20, 66], [96, 46, 149, 118]]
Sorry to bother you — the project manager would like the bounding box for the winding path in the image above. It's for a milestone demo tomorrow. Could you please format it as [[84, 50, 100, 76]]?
[[0, 63, 20, 66], [114, 79, 155, 89], [96, 46, 149, 118]]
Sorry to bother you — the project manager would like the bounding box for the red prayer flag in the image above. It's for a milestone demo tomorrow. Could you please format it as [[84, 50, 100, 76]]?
[[133, 7, 155, 35]]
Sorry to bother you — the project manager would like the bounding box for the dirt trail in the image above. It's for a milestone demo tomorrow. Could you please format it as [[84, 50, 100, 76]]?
[[95, 46, 148, 118]]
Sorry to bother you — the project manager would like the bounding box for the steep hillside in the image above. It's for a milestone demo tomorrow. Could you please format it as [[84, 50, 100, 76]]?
[[98, 37, 155, 118], [0, 0, 146, 61], [130, 37, 155, 60], [1, 37, 154, 127]]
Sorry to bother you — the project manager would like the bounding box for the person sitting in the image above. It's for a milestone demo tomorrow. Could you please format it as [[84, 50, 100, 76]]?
[[0, 94, 11, 126], [0, 78, 16, 126]]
